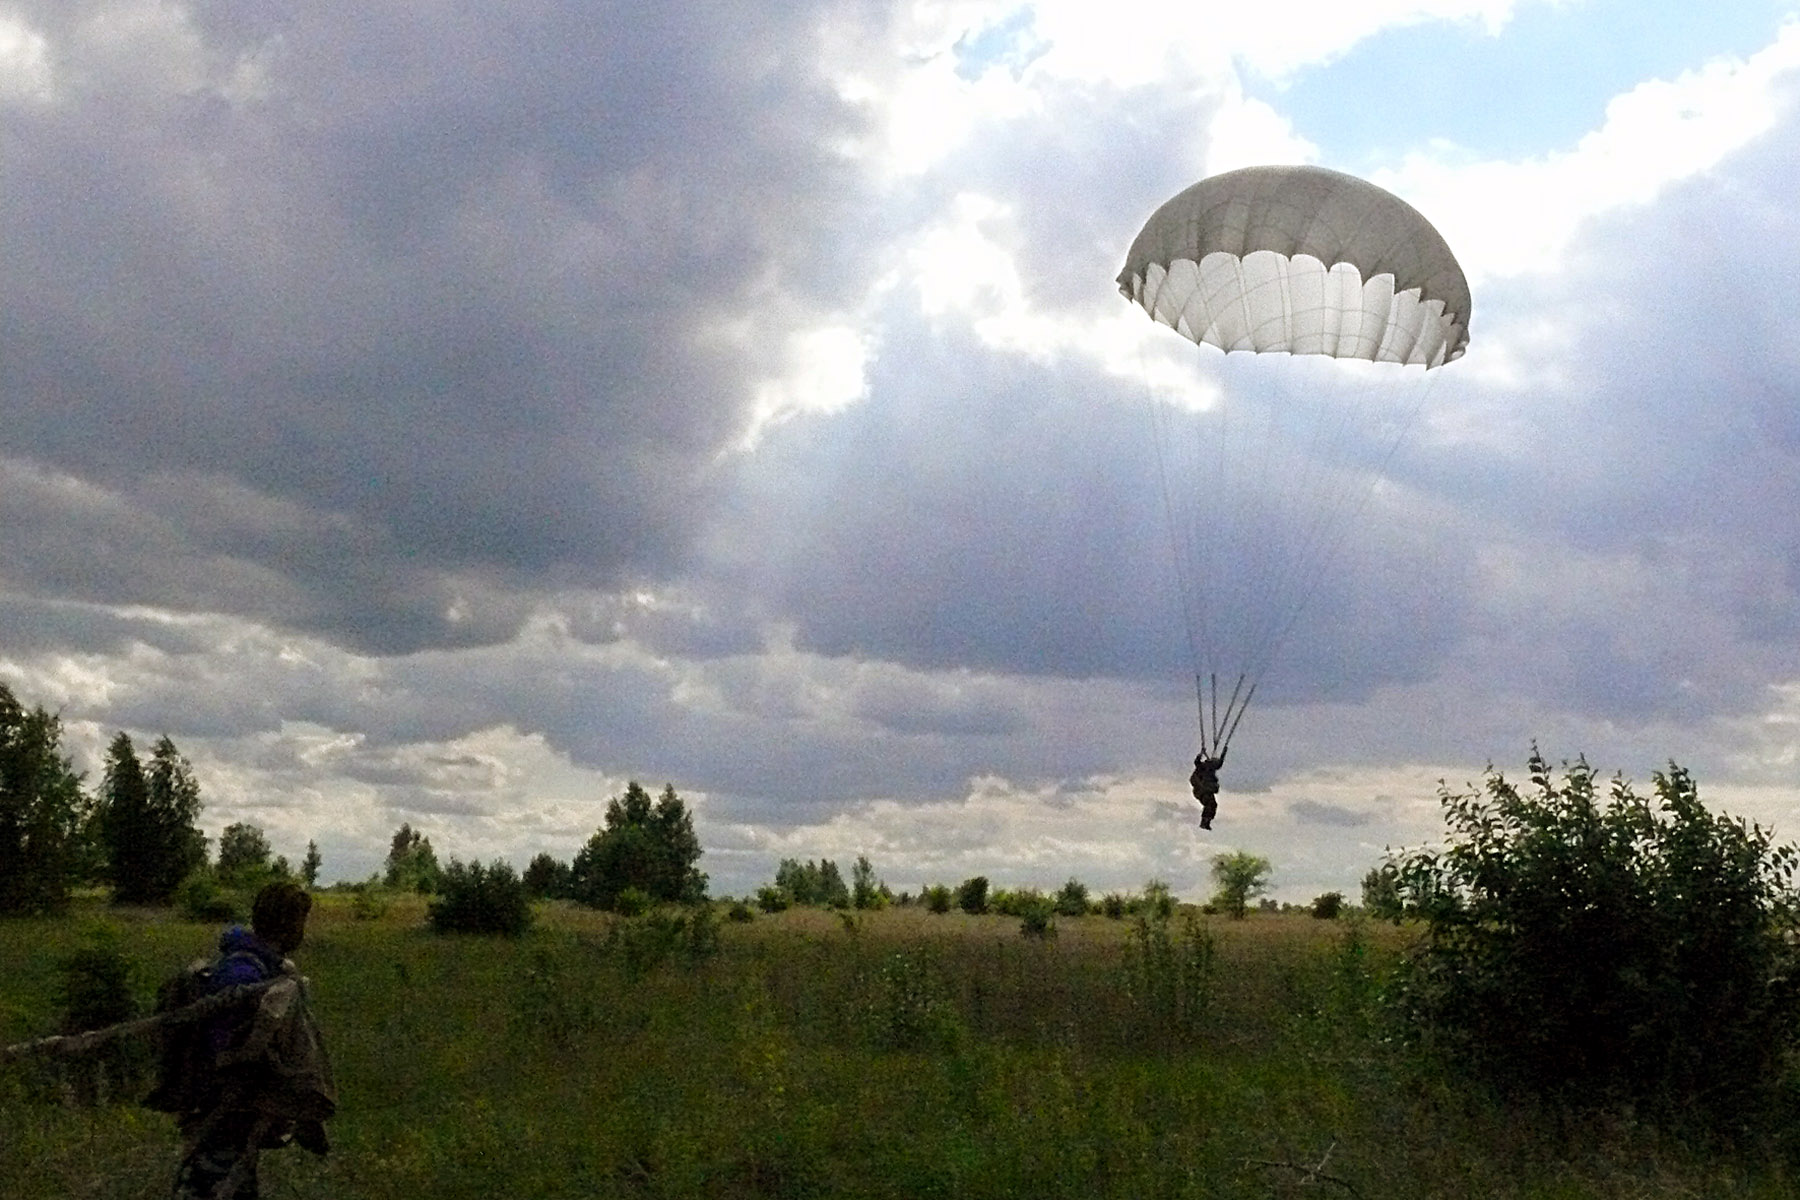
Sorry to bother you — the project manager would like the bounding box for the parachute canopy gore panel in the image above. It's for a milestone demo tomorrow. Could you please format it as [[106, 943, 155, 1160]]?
[[1118, 165, 1471, 366]]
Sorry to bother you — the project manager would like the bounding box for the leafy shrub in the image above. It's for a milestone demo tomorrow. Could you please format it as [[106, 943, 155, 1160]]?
[[1360, 865, 1402, 919], [1100, 892, 1127, 919], [1138, 879, 1175, 921], [614, 886, 652, 918], [426, 859, 533, 936], [955, 876, 989, 915], [53, 928, 146, 1104], [1310, 891, 1344, 920], [1386, 750, 1800, 1124], [1121, 910, 1214, 1046], [175, 869, 240, 923], [862, 951, 961, 1051], [727, 899, 756, 923], [755, 885, 791, 913], [922, 884, 953, 914], [1055, 878, 1091, 917], [1018, 895, 1056, 939], [350, 881, 392, 921]]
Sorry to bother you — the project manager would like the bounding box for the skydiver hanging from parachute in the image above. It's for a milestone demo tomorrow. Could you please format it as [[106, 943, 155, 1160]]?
[[1116, 164, 1471, 830]]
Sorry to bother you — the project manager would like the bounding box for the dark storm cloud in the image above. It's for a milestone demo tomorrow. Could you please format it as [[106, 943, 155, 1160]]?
[[0, 0, 878, 653], [710, 305, 1476, 703]]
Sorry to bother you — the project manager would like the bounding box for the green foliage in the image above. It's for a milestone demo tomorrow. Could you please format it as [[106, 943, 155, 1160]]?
[[300, 839, 323, 888], [922, 884, 953, 914], [216, 821, 272, 886], [571, 782, 708, 911], [1121, 909, 1214, 1046], [1054, 878, 1091, 917], [1138, 878, 1175, 920], [1310, 891, 1344, 920], [175, 868, 240, 923], [51, 926, 147, 1104], [1017, 894, 1056, 940], [384, 823, 442, 894], [614, 886, 652, 918], [1208, 852, 1271, 919], [727, 899, 755, 923], [0, 684, 87, 914], [99, 733, 206, 906], [773, 857, 851, 908], [427, 859, 534, 936], [954, 875, 989, 915], [521, 852, 574, 900], [755, 884, 791, 913], [1386, 749, 1800, 1124], [861, 951, 962, 1052], [1360, 865, 1402, 919], [1100, 892, 1127, 919], [606, 907, 718, 977], [851, 855, 887, 910], [350, 880, 393, 921]]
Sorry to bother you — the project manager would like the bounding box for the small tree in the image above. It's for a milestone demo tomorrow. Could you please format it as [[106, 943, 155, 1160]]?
[[922, 884, 952, 914], [216, 822, 273, 885], [385, 823, 442, 894], [1209, 852, 1271, 919], [522, 852, 574, 900], [427, 859, 533, 936], [571, 782, 707, 911], [1310, 891, 1344, 920], [301, 840, 323, 889], [1387, 750, 1800, 1123], [852, 855, 887, 910], [1360, 865, 1402, 920], [955, 875, 989, 915], [1055, 877, 1091, 917]]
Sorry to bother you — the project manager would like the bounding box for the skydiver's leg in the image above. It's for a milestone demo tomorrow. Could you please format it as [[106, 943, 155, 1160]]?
[[1199, 796, 1217, 829]]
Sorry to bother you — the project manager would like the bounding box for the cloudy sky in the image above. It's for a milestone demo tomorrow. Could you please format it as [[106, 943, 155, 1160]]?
[[4, 0, 1799, 901]]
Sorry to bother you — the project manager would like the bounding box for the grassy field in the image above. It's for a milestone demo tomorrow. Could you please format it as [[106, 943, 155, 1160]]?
[[2, 895, 1793, 1199]]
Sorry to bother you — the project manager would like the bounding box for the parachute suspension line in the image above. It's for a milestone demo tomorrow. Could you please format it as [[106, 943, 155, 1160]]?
[[1248, 363, 1446, 674], [1195, 671, 1256, 758], [1144, 344, 1208, 686]]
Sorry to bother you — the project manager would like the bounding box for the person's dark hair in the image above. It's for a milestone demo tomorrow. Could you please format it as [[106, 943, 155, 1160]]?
[[251, 881, 312, 953]]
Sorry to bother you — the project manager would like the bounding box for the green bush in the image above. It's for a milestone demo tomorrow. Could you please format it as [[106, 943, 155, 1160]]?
[[426, 859, 533, 936], [955, 876, 989, 915], [754, 884, 790, 913], [1310, 892, 1344, 920], [52, 928, 147, 1105], [1018, 896, 1056, 939], [1386, 750, 1800, 1125], [175, 869, 240, 923], [351, 881, 392, 921], [1055, 878, 1091, 917], [1100, 892, 1127, 919], [922, 884, 953, 914], [726, 899, 755, 923], [614, 886, 652, 918]]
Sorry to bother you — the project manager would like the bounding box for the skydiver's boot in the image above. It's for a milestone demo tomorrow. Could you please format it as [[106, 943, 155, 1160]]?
[[1199, 799, 1216, 830]]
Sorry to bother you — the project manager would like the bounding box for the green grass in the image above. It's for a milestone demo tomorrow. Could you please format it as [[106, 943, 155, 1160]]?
[[2, 896, 1794, 1198]]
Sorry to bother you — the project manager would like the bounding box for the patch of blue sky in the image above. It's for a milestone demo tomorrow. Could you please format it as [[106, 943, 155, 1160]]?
[[953, 7, 1048, 81], [1255, 0, 1795, 166]]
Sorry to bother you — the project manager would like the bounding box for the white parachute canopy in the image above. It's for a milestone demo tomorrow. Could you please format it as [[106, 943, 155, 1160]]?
[[1118, 165, 1471, 755]]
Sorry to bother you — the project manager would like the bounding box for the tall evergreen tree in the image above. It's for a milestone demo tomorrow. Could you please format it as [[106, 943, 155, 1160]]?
[[103, 733, 206, 903], [571, 782, 707, 910], [301, 840, 323, 888], [0, 683, 87, 913]]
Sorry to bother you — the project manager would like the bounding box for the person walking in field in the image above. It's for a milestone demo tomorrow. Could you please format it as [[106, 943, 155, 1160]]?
[[150, 880, 336, 1200]]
